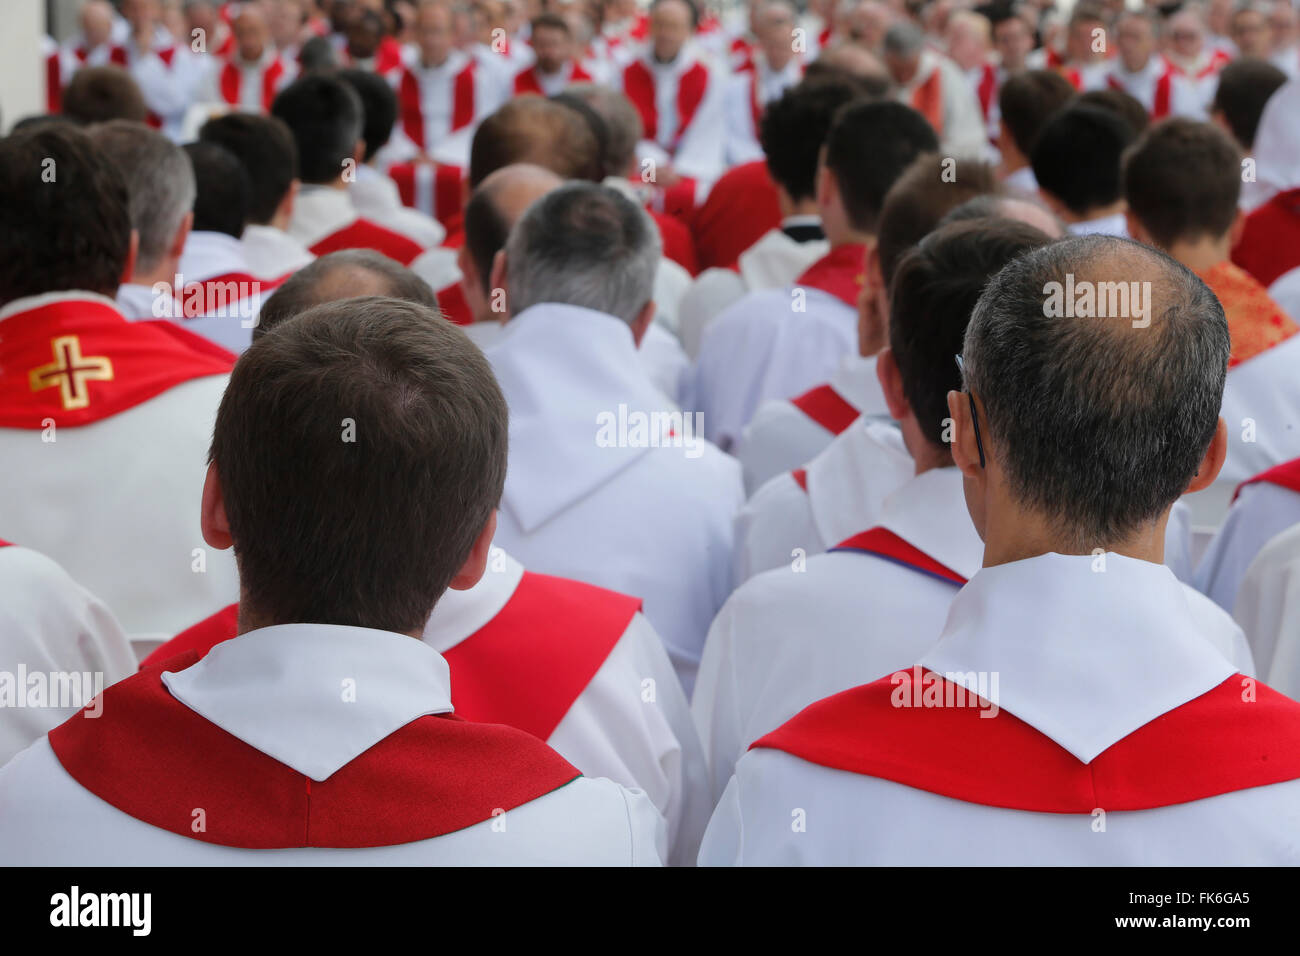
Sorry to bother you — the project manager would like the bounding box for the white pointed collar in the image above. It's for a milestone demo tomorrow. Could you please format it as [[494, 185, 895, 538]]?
[[874, 466, 984, 580], [920, 552, 1237, 763], [179, 230, 252, 284], [288, 186, 360, 247], [421, 547, 525, 654], [829, 352, 887, 418], [806, 419, 913, 547], [162, 622, 454, 781]]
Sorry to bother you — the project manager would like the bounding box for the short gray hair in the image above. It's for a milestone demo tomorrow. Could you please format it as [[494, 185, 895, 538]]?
[[88, 120, 195, 274], [883, 20, 925, 56], [962, 235, 1229, 550], [504, 182, 660, 324]]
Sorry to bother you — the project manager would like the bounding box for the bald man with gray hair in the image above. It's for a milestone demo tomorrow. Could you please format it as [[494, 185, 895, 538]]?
[[485, 181, 744, 700], [88, 120, 196, 321]]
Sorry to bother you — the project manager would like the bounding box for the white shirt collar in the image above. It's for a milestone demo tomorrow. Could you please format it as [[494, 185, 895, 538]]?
[[162, 622, 455, 781], [1067, 212, 1129, 238], [920, 552, 1237, 762], [829, 352, 887, 418], [288, 186, 360, 247]]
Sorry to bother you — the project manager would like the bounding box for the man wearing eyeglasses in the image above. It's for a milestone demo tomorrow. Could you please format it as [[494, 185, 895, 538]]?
[[699, 235, 1300, 865]]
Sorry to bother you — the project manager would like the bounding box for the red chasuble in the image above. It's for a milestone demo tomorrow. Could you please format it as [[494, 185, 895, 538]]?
[[307, 220, 424, 265], [218, 57, 287, 111], [829, 527, 969, 586], [0, 297, 233, 429], [751, 668, 1300, 811], [142, 572, 641, 742], [691, 159, 781, 271], [48, 653, 581, 848], [789, 383, 859, 436], [1233, 187, 1300, 288], [398, 61, 477, 152], [793, 244, 867, 308], [1234, 457, 1300, 500]]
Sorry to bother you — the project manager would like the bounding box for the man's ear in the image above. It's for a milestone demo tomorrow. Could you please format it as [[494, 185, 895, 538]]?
[[1228, 207, 1246, 249], [630, 300, 655, 346], [121, 229, 139, 286], [278, 178, 299, 222], [1124, 208, 1150, 245], [171, 210, 194, 261], [1184, 417, 1228, 494], [448, 511, 498, 591], [875, 347, 910, 421], [200, 461, 234, 551], [352, 140, 366, 168], [488, 249, 508, 316], [946, 389, 983, 479], [815, 160, 834, 210]]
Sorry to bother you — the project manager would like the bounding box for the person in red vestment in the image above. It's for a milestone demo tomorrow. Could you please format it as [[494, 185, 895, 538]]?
[[1123, 117, 1298, 366]]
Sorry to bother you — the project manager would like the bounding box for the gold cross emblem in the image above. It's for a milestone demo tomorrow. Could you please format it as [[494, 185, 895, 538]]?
[[28, 336, 114, 411]]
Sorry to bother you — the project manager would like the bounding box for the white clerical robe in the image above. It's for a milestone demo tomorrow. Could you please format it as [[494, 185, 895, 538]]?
[[723, 55, 803, 166], [1196, 475, 1300, 613], [695, 465, 985, 801], [385, 50, 500, 169], [287, 186, 426, 265], [0, 292, 238, 639], [894, 49, 988, 159], [623, 45, 728, 183], [1218, 333, 1300, 488], [1103, 56, 1175, 118], [677, 224, 829, 359], [733, 418, 914, 584], [1168, 50, 1231, 120], [1233, 522, 1300, 699], [700, 553, 1282, 865], [735, 353, 887, 495], [350, 164, 447, 249], [198, 47, 297, 112], [0, 543, 136, 768], [486, 303, 744, 696], [175, 229, 276, 354], [240, 224, 315, 279], [694, 245, 864, 449], [0, 623, 665, 864], [1273, 265, 1300, 322], [124, 30, 203, 140]]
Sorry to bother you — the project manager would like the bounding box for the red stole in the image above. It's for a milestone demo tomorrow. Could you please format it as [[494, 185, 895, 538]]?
[[178, 270, 290, 319], [1235, 457, 1300, 501], [49, 653, 581, 849], [790, 383, 858, 436], [389, 162, 465, 232], [910, 68, 945, 138], [76, 45, 129, 66], [623, 59, 709, 148], [308, 219, 424, 265], [0, 297, 233, 429], [219, 57, 287, 111], [1106, 69, 1172, 118], [399, 61, 477, 151], [830, 527, 968, 586], [435, 279, 473, 326], [690, 159, 781, 270], [794, 243, 867, 308], [46, 48, 62, 114], [975, 63, 997, 119], [752, 669, 1300, 811], [1233, 187, 1300, 288], [142, 572, 640, 742], [513, 61, 592, 95]]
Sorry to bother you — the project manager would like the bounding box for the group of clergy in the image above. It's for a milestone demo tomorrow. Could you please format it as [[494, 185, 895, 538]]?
[[1, 0, 1300, 865]]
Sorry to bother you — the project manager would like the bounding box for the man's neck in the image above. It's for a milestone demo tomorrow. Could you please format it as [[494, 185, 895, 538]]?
[[902, 416, 954, 476], [1063, 199, 1124, 225], [998, 145, 1028, 178], [980, 497, 1169, 568], [1166, 234, 1232, 273]]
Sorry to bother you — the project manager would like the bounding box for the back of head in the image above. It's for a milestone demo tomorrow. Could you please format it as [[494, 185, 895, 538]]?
[[183, 141, 251, 238], [548, 92, 611, 181], [61, 66, 149, 125], [996, 69, 1077, 160], [338, 67, 399, 162], [962, 236, 1229, 548], [0, 125, 130, 303], [212, 297, 508, 632], [566, 82, 643, 178], [1031, 103, 1137, 217], [463, 163, 563, 298], [198, 112, 298, 226], [87, 119, 196, 276], [298, 34, 338, 70], [761, 79, 867, 204], [1122, 117, 1241, 250], [468, 96, 600, 188], [876, 153, 1000, 288], [505, 181, 660, 323], [1212, 56, 1288, 150], [890, 217, 1052, 455], [804, 47, 893, 97], [1077, 87, 1149, 135], [254, 250, 438, 338], [824, 99, 940, 235], [271, 73, 364, 185]]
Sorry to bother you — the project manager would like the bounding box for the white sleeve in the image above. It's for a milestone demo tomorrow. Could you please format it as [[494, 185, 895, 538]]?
[[696, 772, 744, 865], [620, 785, 669, 866], [670, 71, 728, 182], [1234, 524, 1300, 699], [691, 595, 749, 803], [677, 268, 748, 360], [1194, 484, 1300, 613]]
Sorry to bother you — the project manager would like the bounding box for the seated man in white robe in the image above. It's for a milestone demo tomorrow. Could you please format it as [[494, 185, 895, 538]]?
[[0, 542, 136, 768], [486, 183, 744, 696], [882, 20, 988, 159], [0, 125, 238, 640], [723, 0, 804, 166], [700, 235, 1293, 866], [272, 73, 428, 266], [1233, 521, 1300, 699], [89, 121, 195, 322], [195, 2, 297, 113], [695, 219, 1053, 799], [198, 112, 316, 281], [1030, 103, 1137, 237], [0, 298, 665, 865], [678, 78, 856, 360], [694, 99, 939, 450]]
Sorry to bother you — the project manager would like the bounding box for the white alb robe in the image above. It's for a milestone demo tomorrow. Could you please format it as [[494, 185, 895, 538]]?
[[1233, 522, 1300, 699], [239, 224, 315, 279], [175, 229, 275, 354], [0, 623, 665, 864], [486, 303, 744, 696], [350, 164, 447, 249], [1195, 479, 1300, 613], [1218, 334, 1300, 489], [700, 553, 1279, 865]]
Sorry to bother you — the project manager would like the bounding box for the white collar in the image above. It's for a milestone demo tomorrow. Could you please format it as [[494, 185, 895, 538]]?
[[0, 289, 122, 323], [874, 466, 984, 579], [288, 186, 360, 246], [114, 283, 164, 320], [488, 303, 672, 532], [829, 353, 887, 418], [920, 552, 1236, 762], [179, 230, 251, 283], [806, 418, 913, 547], [421, 549, 525, 653], [162, 623, 454, 781], [1067, 212, 1129, 238], [414, 48, 468, 76]]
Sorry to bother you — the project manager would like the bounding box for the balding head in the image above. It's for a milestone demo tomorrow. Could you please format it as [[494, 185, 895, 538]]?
[[807, 42, 891, 94], [254, 250, 438, 339], [81, 0, 115, 46], [959, 236, 1229, 550], [468, 96, 600, 188], [233, 3, 269, 61], [940, 194, 1066, 239], [461, 163, 563, 321]]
